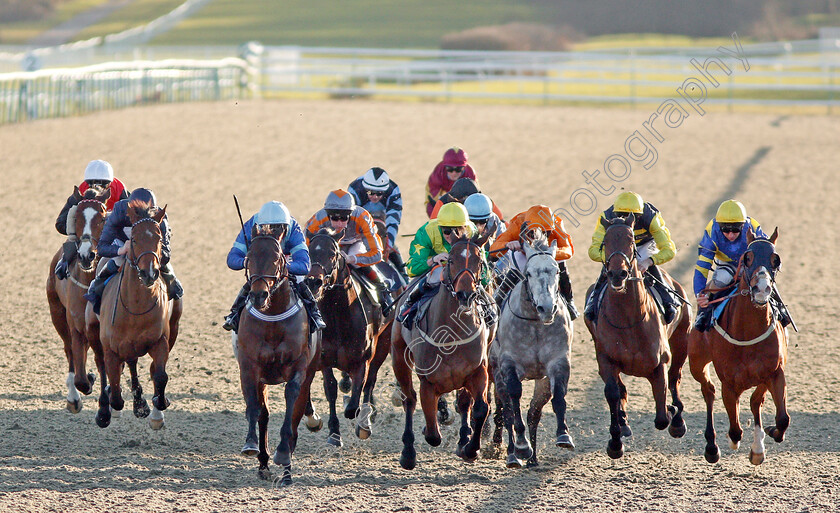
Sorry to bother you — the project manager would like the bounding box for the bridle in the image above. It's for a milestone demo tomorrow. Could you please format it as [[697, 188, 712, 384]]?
[[599, 224, 649, 329], [127, 217, 162, 274], [308, 233, 350, 291], [246, 234, 289, 298], [442, 239, 485, 301], [75, 198, 107, 264], [511, 249, 560, 322]]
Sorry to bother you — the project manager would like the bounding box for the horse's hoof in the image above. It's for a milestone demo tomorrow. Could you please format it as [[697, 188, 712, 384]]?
[[134, 399, 151, 419], [513, 441, 533, 461], [87, 372, 96, 387], [95, 410, 111, 428], [607, 440, 624, 459], [278, 470, 293, 487], [525, 458, 539, 468], [110, 407, 122, 418], [241, 442, 259, 457], [149, 417, 165, 430], [620, 425, 632, 438], [704, 445, 720, 464], [273, 450, 291, 467], [668, 420, 687, 439], [556, 433, 575, 450], [438, 409, 454, 426], [66, 399, 82, 414], [456, 444, 478, 463], [728, 438, 740, 451], [506, 453, 524, 469], [749, 449, 765, 466], [338, 373, 352, 394], [400, 448, 416, 470], [390, 389, 403, 408], [258, 467, 272, 481], [654, 418, 669, 431], [305, 416, 324, 433], [667, 404, 677, 415], [326, 434, 343, 448], [152, 395, 170, 411], [424, 432, 442, 447], [764, 426, 785, 443], [355, 425, 371, 440]]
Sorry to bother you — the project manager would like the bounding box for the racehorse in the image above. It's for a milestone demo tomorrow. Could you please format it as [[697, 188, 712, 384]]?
[[584, 216, 691, 459], [305, 227, 393, 446], [688, 228, 788, 465], [47, 186, 110, 412], [236, 225, 319, 484], [490, 237, 574, 468], [391, 232, 493, 469], [88, 201, 182, 430]]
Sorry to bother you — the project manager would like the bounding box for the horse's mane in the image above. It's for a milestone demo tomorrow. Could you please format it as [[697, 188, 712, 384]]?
[[128, 199, 156, 220], [316, 226, 339, 237], [531, 236, 550, 253], [82, 188, 100, 200]]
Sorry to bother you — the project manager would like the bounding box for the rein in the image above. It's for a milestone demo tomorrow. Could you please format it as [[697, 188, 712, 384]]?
[[509, 250, 560, 322], [442, 239, 483, 300], [246, 235, 289, 299], [116, 216, 164, 319], [309, 233, 350, 291], [599, 226, 649, 329]]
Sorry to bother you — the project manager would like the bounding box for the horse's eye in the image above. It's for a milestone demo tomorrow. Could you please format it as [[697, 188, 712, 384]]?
[[771, 253, 781, 269], [743, 252, 753, 267]]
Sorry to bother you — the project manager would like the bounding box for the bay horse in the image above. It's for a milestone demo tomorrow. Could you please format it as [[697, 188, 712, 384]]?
[[391, 232, 493, 470], [47, 186, 110, 412], [236, 225, 319, 484], [88, 201, 182, 430], [584, 216, 691, 459], [688, 228, 788, 465], [305, 227, 393, 446], [490, 237, 574, 468]]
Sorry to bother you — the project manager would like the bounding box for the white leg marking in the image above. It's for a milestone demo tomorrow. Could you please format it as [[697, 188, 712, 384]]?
[[66, 372, 81, 402], [231, 332, 239, 360], [356, 403, 373, 431], [751, 424, 766, 455]]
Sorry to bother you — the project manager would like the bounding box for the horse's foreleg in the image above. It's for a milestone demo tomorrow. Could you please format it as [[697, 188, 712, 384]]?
[[648, 362, 671, 431], [499, 360, 530, 463], [70, 329, 92, 396], [491, 362, 518, 467], [274, 370, 302, 486], [455, 388, 474, 459], [490, 373, 505, 450], [748, 384, 768, 465], [240, 372, 260, 458], [525, 377, 551, 467], [765, 370, 790, 444], [93, 342, 111, 428], [549, 358, 575, 452], [257, 383, 271, 480], [344, 362, 367, 420], [104, 347, 125, 413], [721, 385, 743, 451], [419, 379, 441, 447], [148, 336, 170, 430], [667, 331, 689, 438], [689, 332, 719, 462], [462, 365, 489, 463], [322, 368, 342, 447], [127, 359, 150, 419], [617, 377, 631, 437], [598, 355, 624, 459]]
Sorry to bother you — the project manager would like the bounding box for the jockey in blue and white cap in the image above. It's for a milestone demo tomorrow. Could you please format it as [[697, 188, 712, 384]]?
[[223, 201, 326, 332], [464, 193, 504, 251], [83, 187, 183, 314]]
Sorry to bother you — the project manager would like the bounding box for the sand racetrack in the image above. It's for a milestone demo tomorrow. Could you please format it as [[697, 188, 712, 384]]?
[[0, 99, 838, 512]]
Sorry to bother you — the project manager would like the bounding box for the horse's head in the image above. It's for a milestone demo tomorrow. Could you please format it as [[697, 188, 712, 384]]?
[[126, 200, 165, 288], [523, 237, 560, 324], [305, 228, 346, 301], [445, 235, 485, 307], [73, 186, 110, 270], [741, 228, 781, 306], [246, 224, 288, 310], [602, 216, 638, 291]]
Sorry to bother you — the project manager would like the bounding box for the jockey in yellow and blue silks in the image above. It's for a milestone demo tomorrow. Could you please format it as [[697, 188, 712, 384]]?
[[397, 202, 489, 327], [584, 191, 680, 324], [222, 201, 326, 333], [693, 200, 791, 330]]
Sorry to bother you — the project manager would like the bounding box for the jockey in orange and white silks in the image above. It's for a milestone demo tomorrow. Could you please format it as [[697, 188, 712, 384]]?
[[305, 189, 394, 315], [489, 205, 578, 319]]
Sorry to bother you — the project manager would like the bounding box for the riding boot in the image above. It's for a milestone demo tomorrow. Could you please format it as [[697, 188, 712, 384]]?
[[366, 268, 395, 317], [54, 239, 78, 280], [493, 268, 522, 305], [160, 262, 184, 300], [557, 262, 579, 320], [223, 283, 250, 332], [295, 280, 327, 332], [84, 259, 120, 315], [389, 249, 409, 284], [397, 276, 430, 328], [693, 290, 720, 333], [646, 265, 678, 324], [584, 272, 608, 323]]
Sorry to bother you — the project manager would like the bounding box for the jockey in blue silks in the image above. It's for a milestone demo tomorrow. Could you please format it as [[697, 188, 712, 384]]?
[[222, 201, 326, 333]]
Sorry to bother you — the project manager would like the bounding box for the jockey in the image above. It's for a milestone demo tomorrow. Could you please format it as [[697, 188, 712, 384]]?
[[54, 159, 128, 280], [464, 193, 505, 250], [584, 191, 680, 324], [397, 202, 488, 327], [305, 189, 394, 316], [348, 166, 408, 282], [429, 177, 505, 222], [83, 188, 183, 314], [222, 201, 326, 333], [489, 205, 578, 319], [693, 200, 791, 330], [425, 146, 477, 217]]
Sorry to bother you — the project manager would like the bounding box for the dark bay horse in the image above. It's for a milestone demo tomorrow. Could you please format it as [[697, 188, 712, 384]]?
[[688, 228, 788, 465], [237, 226, 319, 484], [391, 233, 493, 470], [47, 186, 110, 412], [305, 228, 393, 446], [88, 202, 182, 430], [584, 216, 691, 459]]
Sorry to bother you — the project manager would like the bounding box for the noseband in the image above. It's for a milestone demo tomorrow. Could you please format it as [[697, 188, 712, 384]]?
[[128, 217, 162, 273], [75, 199, 106, 252], [443, 239, 484, 299], [247, 235, 289, 297]]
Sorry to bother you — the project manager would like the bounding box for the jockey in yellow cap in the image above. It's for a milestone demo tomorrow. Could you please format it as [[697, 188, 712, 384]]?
[[584, 191, 680, 324]]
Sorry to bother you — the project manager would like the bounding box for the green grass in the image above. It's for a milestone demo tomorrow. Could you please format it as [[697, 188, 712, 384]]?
[[574, 33, 746, 51], [73, 0, 183, 41], [0, 0, 111, 44]]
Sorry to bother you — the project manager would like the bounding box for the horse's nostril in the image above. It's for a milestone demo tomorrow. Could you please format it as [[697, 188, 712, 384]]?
[[536, 305, 545, 314]]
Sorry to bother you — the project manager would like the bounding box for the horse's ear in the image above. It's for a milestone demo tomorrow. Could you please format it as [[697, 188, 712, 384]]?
[[251, 223, 259, 238], [153, 204, 167, 224], [473, 225, 491, 247], [549, 239, 558, 258], [72, 185, 82, 201], [769, 227, 778, 244], [98, 187, 111, 203], [127, 205, 139, 225], [746, 229, 755, 244]]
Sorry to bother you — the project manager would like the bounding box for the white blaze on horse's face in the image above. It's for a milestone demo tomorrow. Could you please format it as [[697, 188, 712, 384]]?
[[751, 267, 773, 305], [524, 242, 560, 325], [78, 208, 97, 260]]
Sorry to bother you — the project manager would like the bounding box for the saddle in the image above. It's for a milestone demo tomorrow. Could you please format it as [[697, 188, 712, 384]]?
[[349, 268, 381, 307]]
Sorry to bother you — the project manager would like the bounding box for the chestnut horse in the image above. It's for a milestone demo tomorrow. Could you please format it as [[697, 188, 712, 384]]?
[[584, 216, 691, 459], [391, 233, 493, 470], [236, 226, 319, 484], [88, 202, 182, 430], [305, 228, 393, 446], [688, 228, 788, 465], [47, 186, 110, 412]]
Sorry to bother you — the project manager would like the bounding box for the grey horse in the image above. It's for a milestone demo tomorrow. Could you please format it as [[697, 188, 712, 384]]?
[[489, 238, 574, 468]]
